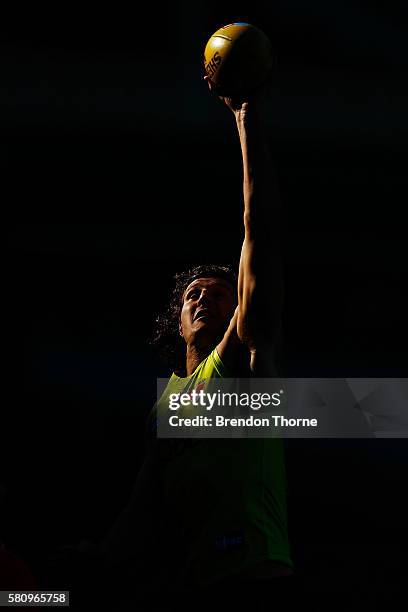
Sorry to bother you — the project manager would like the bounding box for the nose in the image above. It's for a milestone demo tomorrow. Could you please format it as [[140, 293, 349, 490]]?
[[197, 290, 211, 306]]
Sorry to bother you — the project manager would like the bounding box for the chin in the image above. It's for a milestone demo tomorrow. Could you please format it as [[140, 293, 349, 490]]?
[[194, 321, 226, 343]]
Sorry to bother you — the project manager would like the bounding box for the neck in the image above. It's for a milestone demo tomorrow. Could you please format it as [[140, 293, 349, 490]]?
[[185, 340, 213, 376]]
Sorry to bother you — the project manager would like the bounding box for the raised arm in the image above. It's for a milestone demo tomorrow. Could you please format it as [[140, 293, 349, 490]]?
[[235, 100, 284, 374], [209, 80, 284, 376]]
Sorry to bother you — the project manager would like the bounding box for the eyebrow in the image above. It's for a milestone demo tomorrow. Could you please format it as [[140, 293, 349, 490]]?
[[184, 281, 234, 295]]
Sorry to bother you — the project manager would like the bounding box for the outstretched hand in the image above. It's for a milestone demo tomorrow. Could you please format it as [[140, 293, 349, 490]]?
[[204, 74, 270, 122]]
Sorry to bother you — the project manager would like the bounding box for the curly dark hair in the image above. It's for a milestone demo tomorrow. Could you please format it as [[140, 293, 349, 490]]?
[[151, 264, 237, 373]]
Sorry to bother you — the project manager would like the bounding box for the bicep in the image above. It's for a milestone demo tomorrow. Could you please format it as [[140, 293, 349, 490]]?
[[237, 234, 284, 350]]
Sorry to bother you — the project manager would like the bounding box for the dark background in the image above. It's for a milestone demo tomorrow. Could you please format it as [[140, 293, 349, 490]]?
[[3, 0, 408, 602]]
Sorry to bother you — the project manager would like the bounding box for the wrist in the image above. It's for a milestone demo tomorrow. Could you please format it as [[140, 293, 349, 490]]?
[[236, 99, 263, 119], [235, 108, 264, 136]]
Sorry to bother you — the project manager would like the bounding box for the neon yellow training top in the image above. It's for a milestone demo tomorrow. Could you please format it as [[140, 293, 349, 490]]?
[[148, 348, 293, 587]]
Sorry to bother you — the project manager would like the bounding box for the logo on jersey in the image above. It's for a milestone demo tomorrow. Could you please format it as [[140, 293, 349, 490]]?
[[185, 380, 206, 400], [215, 533, 244, 551]]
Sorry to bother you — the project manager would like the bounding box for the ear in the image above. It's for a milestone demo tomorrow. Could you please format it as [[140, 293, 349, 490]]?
[[178, 319, 184, 338]]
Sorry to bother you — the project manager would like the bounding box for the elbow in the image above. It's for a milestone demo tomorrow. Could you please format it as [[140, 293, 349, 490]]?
[[243, 211, 269, 240], [243, 211, 257, 236]]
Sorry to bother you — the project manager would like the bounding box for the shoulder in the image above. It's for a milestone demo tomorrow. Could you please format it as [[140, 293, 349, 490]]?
[[217, 308, 282, 377], [216, 309, 252, 376]]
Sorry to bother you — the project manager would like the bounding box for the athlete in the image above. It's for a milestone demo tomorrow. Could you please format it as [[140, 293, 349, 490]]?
[[102, 78, 294, 610]]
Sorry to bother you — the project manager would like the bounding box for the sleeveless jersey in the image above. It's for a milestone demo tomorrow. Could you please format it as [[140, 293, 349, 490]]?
[[147, 348, 293, 587]]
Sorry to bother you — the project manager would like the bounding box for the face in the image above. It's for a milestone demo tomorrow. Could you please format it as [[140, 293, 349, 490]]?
[[179, 277, 236, 345]]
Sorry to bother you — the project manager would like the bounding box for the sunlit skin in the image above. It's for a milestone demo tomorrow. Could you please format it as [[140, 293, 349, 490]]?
[[100, 65, 291, 583], [179, 277, 237, 376]]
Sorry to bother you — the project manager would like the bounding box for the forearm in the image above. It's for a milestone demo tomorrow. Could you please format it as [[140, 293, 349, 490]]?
[[235, 110, 281, 236]]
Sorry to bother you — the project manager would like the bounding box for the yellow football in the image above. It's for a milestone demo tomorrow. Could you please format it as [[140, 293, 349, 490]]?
[[203, 22, 274, 96]]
